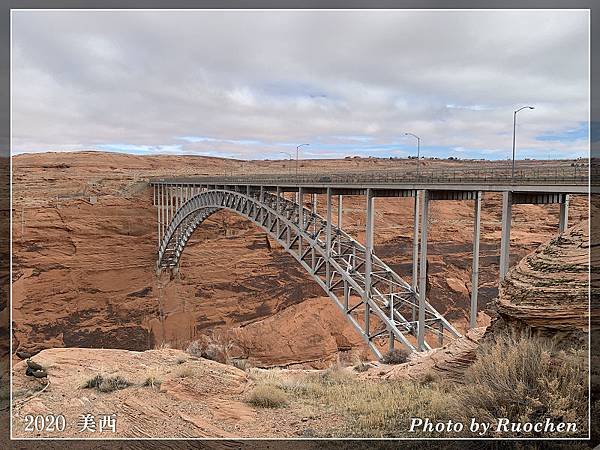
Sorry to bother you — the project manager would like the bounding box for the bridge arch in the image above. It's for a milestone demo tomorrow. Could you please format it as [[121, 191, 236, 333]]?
[[156, 188, 460, 358]]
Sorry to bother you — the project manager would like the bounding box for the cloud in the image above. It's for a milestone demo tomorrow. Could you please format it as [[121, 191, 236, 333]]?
[[11, 9, 589, 160]]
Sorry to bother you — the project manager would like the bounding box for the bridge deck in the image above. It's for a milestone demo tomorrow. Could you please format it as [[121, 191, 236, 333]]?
[[149, 164, 591, 194], [151, 178, 588, 194]]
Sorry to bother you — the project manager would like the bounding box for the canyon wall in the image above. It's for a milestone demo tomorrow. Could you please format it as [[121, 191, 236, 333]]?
[[11, 152, 590, 367]]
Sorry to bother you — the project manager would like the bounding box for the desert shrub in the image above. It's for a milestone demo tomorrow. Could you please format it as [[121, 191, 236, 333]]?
[[82, 374, 103, 389], [98, 376, 133, 393], [277, 377, 311, 396], [246, 384, 288, 408], [83, 374, 132, 393], [175, 366, 195, 378], [354, 362, 370, 373], [143, 376, 162, 389], [455, 331, 588, 436], [381, 348, 410, 364], [420, 370, 439, 385]]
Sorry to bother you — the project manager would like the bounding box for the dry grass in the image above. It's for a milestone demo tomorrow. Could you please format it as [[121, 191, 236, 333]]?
[[247, 332, 587, 438], [454, 330, 588, 436], [12, 384, 45, 399], [175, 365, 195, 378], [256, 364, 454, 437], [82, 374, 132, 393], [246, 384, 288, 408], [353, 361, 370, 373], [143, 376, 162, 389]]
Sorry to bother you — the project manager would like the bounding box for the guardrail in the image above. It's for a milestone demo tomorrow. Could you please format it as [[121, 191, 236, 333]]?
[[152, 164, 594, 186]]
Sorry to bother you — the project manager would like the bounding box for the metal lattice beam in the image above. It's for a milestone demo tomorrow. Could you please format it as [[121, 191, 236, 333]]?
[[154, 186, 461, 359]]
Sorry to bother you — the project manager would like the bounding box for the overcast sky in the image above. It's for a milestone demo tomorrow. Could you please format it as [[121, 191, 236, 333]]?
[[11, 9, 589, 160]]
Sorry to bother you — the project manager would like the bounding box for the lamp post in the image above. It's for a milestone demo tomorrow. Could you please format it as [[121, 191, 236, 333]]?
[[511, 106, 534, 180], [296, 143, 310, 177], [404, 132, 421, 179], [279, 151, 292, 175]]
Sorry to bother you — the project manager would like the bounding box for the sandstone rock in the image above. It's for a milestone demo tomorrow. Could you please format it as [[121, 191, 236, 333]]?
[[11, 151, 591, 367], [495, 220, 592, 336]]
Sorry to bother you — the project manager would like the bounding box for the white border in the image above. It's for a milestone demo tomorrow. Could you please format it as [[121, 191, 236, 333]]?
[[8, 7, 593, 442]]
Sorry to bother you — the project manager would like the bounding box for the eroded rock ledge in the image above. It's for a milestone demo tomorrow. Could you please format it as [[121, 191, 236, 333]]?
[[494, 220, 591, 339]]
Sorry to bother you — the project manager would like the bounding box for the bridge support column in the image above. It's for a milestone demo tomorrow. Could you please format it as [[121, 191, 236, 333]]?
[[155, 185, 160, 248], [470, 191, 482, 329], [161, 185, 165, 244], [311, 193, 317, 271], [337, 195, 343, 254], [559, 194, 569, 233], [170, 185, 174, 225], [500, 192, 513, 282], [276, 187, 281, 236], [412, 190, 420, 324], [417, 189, 429, 351], [259, 186, 265, 224], [298, 187, 304, 256], [157, 184, 161, 247], [364, 189, 374, 338], [312, 193, 317, 234], [499, 191, 513, 282], [166, 185, 170, 231], [326, 188, 332, 288], [388, 278, 395, 352], [163, 185, 167, 232]]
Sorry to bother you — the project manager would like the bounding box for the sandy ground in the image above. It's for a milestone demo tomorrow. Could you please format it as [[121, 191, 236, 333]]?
[[11, 347, 346, 439]]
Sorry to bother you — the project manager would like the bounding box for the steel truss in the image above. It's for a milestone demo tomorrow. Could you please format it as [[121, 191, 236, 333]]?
[[154, 186, 460, 359]]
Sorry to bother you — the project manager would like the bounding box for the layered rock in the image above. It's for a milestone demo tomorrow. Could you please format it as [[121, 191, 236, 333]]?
[[495, 220, 591, 338], [10, 152, 590, 368]]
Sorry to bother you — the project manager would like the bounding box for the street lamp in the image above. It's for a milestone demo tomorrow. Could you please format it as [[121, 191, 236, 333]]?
[[511, 106, 535, 180], [279, 151, 292, 175], [296, 143, 310, 176], [404, 132, 421, 178]]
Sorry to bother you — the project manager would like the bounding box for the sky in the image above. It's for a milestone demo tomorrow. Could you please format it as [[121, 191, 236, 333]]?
[[11, 9, 590, 160]]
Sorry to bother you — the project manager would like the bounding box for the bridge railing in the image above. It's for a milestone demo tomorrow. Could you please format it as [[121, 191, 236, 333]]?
[[157, 164, 593, 186]]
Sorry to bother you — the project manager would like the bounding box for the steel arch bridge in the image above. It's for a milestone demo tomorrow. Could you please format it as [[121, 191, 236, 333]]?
[[151, 166, 585, 360], [154, 186, 460, 359]]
